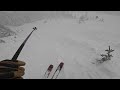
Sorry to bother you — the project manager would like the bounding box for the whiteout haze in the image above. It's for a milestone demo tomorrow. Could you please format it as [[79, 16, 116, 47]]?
[[0, 11, 120, 79]]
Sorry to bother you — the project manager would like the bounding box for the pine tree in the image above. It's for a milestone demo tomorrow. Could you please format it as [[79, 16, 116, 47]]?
[[96, 46, 114, 64]]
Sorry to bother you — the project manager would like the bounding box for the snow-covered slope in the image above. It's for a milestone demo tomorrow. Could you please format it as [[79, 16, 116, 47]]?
[[1, 12, 120, 79]]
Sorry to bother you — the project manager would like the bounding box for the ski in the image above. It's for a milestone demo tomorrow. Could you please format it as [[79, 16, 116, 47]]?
[[11, 27, 37, 62], [51, 62, 64, 79], [44, 64, 53, 79]]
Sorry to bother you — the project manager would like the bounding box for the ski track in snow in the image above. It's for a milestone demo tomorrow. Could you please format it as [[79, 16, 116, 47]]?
[[1, 12, 120, 79]]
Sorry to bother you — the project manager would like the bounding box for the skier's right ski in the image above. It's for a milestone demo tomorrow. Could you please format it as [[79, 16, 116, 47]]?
[[44, 64, 53, 79], [51, 62, 64, 79]]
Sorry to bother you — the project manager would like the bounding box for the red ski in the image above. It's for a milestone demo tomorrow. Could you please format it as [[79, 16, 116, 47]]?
[[44, 64, 53, 79], [51, 62, 64, 79]]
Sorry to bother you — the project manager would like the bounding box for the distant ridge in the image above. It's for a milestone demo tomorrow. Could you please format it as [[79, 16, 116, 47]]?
[[0, 24, 16, 38]]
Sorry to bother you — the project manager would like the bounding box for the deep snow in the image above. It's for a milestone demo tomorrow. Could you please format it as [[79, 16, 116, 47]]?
[[1, 12, 120, 79]]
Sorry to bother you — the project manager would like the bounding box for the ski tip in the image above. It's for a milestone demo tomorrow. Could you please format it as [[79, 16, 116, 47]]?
[[59, 62, 64, 69], [47, 64, 53, 73], [49, 64, 53, 68], [60, 62, 64, 65], [50, 64, 53, 66]]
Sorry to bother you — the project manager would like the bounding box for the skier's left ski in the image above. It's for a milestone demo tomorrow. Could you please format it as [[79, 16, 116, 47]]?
[[44, 64, 53, 79]]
